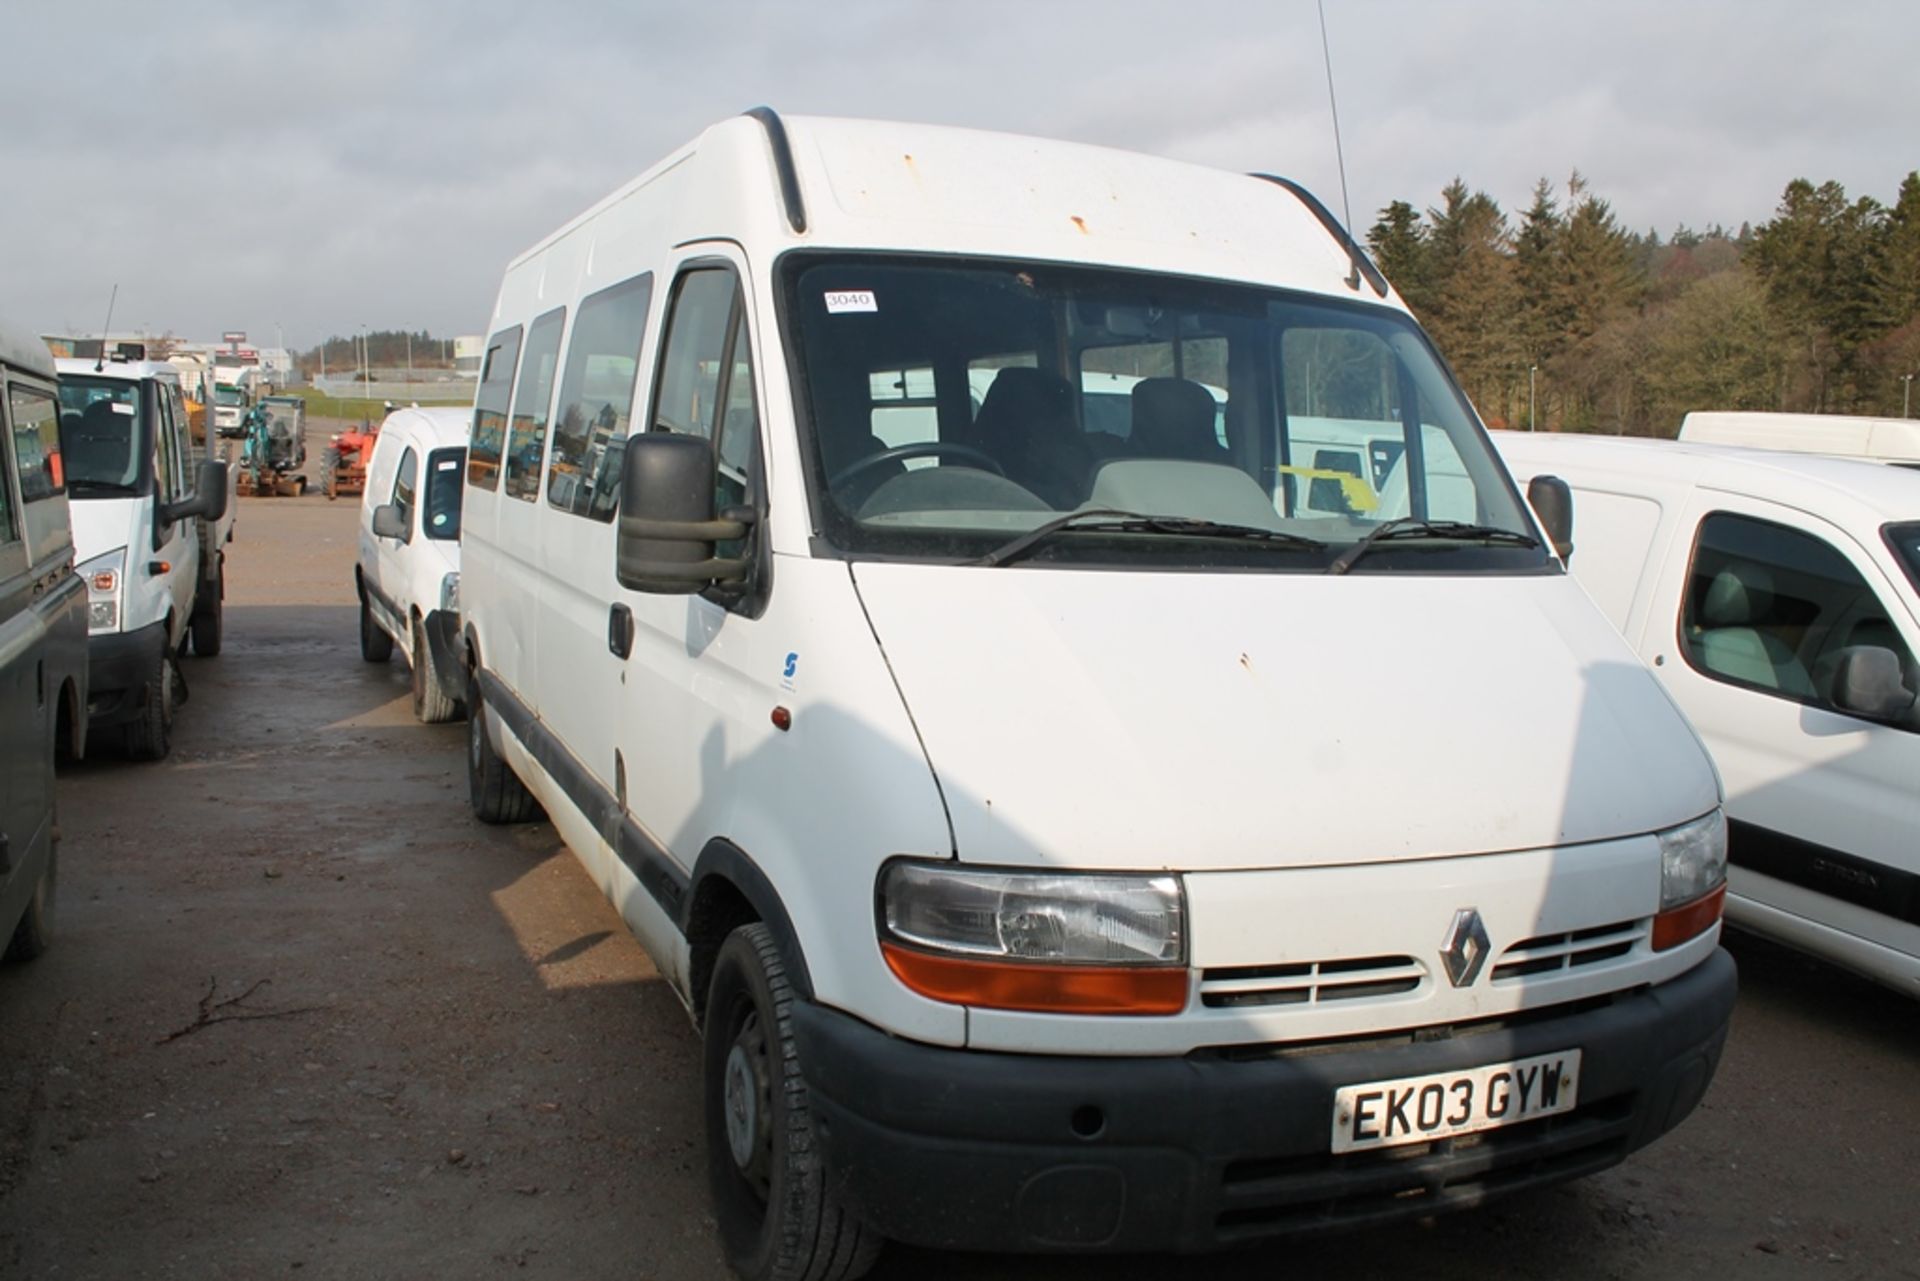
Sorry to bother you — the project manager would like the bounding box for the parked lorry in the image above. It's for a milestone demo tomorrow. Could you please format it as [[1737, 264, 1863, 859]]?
[[55, 354, 229, 758], [1495, 431, 1920, 996], [1, 325, 87, 961], [459, 111, 1736, 1278]]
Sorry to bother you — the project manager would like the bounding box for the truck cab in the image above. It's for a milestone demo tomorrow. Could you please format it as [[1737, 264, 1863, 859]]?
[[54, 355, 227, 759]]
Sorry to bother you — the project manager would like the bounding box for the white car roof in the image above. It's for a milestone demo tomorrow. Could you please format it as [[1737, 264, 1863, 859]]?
[[54, 355, 182, 384], [1493, 430, 1920, 526], [380, 405, 471, 452], [1, 325, 55, 378]]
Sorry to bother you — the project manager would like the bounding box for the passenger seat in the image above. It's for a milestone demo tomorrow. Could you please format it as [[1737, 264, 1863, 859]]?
[[1692, 563, 1815, 696]]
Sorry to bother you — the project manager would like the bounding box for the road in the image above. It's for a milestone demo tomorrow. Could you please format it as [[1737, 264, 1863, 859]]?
[[1, 484, 1915, 1281]]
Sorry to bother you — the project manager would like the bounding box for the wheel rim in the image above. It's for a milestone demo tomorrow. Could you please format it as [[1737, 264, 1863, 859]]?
[[723, 1011, 772, 1195]]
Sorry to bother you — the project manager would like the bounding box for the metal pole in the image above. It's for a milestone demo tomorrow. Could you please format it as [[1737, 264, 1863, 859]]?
[[406, 331, 413, 383], [1529, 366, 1537, 431], [1905, 373, 1914, 418]]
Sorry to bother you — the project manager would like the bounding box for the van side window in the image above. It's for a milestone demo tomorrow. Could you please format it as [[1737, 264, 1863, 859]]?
[[1681, 512, 1917, 730], [154, 384, 185, 507], [424, 447, 465, 540], [8, 384, 68, 555], [547, 273, 653, 521], [393, 447, 419, 534], [651, 268, 757, 544], [504, 307, 565, 502], [0, 386, 20, 547], [468, 327, 523, 491]]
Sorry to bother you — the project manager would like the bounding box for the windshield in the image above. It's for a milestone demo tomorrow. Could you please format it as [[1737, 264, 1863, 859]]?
[[1887, 522, 1920, 592], [785, 256, 1543, 572], [423, 446, 466, 540], [215, 386, 246, 407], [56, 376, 150, 496]]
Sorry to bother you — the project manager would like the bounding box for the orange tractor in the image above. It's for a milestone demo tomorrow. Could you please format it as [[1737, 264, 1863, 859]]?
[[321, 414, 381, 500]]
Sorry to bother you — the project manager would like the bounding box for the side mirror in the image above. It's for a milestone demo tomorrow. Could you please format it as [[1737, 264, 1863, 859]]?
[[372, 502, 409, 542], [1527, 474, 1574, 564], [1832, 646, 1917, 721], [159, 459, 229, 524], [614, 433, 751, 594]]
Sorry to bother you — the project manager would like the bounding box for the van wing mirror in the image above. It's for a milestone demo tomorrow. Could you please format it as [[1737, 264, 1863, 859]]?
[[1831, 646, 1917, 721], [160, 459, 230, 524], [1526, 474, 1573, 564], [371, 503, 409, 542], [614, 432, 752, 594]]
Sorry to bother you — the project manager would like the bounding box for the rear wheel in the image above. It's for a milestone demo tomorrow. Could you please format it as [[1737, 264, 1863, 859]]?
[[122, 649, 175, 761], [467, 679, 540, 824], [359, 591, 393, 663], [411, 618, 458, 723], [706, 924, 881, 1281], [190, 561, 224, 657]]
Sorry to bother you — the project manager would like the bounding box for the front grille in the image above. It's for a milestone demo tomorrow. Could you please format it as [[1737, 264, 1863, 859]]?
[[1491, 919, 1646, 983], [1211, 1090, 1638, 1242], [1200, 955, 1426, 1009]]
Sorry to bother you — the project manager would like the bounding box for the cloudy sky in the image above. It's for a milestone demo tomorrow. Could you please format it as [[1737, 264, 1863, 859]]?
[[4, 0, 1911, 351]]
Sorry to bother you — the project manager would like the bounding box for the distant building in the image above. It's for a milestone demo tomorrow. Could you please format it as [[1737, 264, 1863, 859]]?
[[453, 335, 484, 376]]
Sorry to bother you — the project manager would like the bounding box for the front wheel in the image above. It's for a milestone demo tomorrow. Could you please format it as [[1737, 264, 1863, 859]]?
[[122, 649, 175, 761], [411, 618, 459, 723], [705, 924, 881, 1281], [190, 562, 223, 657]]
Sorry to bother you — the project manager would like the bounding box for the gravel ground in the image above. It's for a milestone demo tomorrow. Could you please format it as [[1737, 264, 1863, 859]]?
[[1, 466, 1914, 1281]]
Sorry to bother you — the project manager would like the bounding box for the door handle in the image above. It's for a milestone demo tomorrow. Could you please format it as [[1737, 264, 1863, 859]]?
[[608, 604, 634, 659]]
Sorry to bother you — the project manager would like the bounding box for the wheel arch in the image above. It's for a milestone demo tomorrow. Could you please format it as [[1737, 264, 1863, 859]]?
[[684, 838, 812, 1026]]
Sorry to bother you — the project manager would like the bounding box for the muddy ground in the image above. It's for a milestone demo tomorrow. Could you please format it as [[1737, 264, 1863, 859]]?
[[1, 449, 1915, 1280]]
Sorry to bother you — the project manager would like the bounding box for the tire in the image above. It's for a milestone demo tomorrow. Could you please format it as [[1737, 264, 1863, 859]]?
[[466, 681, 540, 824], [122, 649, 175, 761], [705, 924, 881, 1281], [411, 618, 459, 723], [190, 562, 224, 657], [5, 775, 57, 962], [359, 591, 393, 663]]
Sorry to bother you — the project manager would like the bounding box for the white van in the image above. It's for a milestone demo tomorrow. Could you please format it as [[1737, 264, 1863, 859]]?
[[460, 112, 1735, 1278], [1679, 411, 1920, 467], [1495, 431, 1920, 996], [54, 356, 228, 759], [355, 406, 468, 721]]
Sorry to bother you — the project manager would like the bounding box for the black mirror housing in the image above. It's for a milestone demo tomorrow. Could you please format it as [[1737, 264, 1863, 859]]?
[[159, 459, 229, 525], [1527, 474, 1574, 564], [614, 433, 751, 594]]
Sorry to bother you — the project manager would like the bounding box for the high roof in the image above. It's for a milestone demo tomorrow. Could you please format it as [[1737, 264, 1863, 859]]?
[[508, 111, 1393, 307], [0, 325, 55, 378]]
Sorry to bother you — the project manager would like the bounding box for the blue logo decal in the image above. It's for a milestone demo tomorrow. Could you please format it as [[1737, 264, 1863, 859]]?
[[782, 653, 799, 680]]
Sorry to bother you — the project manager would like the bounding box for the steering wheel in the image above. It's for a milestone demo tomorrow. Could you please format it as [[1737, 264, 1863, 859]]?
[[831, 441, 1005, 489]]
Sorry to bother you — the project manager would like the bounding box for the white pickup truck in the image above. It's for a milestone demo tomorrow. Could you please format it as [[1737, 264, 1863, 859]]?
[[55, 355, 230, 759]]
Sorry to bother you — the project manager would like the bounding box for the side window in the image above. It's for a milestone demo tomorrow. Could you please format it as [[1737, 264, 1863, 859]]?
[[423, 447, 465, 541], [467, 327, 522, 491], [650, 268, 756, 542], [504, 307, 565, 502], [9, 384, 68, 556], [170, 385, 196, 459], [869, 366, 938, 450], [0, 384, 20, 548], [393, 447, 419, 534], [548, 273, 653, 521], [1681, 512, 1918, 728], [154, 384, 184, 505]]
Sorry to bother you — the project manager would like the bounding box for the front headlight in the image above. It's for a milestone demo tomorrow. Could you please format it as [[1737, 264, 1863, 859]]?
[[78, 547, 127, 635], [439, 571, 460, 614], [877, 861, 1187, 1015], [1653, 809, 1728, 951]]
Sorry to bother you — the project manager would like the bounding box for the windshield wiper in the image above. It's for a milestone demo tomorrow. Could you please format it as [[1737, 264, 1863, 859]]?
[[1326, 517, 1539, 575], [65, 478, 138, 497], [977, 508, 1327, 568]]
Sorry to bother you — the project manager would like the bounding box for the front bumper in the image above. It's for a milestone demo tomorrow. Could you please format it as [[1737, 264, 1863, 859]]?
[[85, 620, 168, 728], [795, 948, 1736, 1253]]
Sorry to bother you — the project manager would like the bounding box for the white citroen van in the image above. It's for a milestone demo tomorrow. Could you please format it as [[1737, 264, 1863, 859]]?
[[54, 356, 228, 759], [355, 405, 469, 721], [1495, 431, 1920, 996], [459, 112, 1736, 1279]]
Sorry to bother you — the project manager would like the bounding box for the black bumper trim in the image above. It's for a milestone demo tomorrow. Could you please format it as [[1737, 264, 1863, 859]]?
[[85, 620, 167, 728], [794, 948, 1736, 1253]]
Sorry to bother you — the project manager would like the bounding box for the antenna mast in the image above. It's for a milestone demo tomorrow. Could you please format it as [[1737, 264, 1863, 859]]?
[[94, 284, 119, 371], [1316, 0, 1363, 291]]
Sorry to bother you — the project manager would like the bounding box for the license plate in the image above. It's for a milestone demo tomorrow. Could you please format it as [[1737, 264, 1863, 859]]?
[[1330, 1049, 1582, 1154]]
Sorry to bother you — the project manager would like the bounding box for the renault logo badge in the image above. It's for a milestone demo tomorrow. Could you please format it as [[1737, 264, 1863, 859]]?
[[1441, 909, 1492, 987]]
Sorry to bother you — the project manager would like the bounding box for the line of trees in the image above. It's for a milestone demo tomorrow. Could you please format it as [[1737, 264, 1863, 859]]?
[[1367, 170, 1920, 434], [298, 330, 452, 378]]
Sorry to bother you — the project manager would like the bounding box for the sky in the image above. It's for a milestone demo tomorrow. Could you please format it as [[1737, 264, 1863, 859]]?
[[4, 0, 1912, 352]]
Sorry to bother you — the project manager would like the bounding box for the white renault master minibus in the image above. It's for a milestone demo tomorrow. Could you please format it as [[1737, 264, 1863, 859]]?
[[460, 111, 1736, 1280]]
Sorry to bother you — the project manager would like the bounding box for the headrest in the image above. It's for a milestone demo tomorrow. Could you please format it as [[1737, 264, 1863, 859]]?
[[1129, 378, 1217, 453], [79, 399, 122, 432], [973, 367, 1075, 445], [1701, 564, 1774, 627]]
